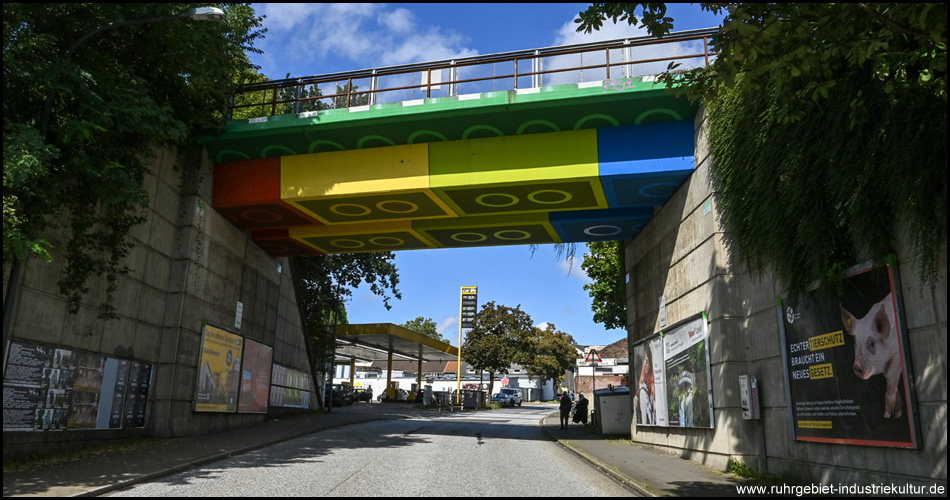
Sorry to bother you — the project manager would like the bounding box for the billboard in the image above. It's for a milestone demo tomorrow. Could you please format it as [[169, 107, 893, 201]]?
[[238, 339, 273, 413], [662, 314, 714, 428], [2, 341, 151, 431], [269, 364, 314, 409], [632, 313, 713, 429], [632, 335, 667, 426], [779, 263, 920, 448], [194, 324, 244, 412]]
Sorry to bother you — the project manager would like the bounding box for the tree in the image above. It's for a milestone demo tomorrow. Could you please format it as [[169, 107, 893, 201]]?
[[400, 316, 447, 343], [581, 240, 627, 329], [292, 252, 401, 379], [576, 3, 947, 300], [232, 76, 371, 120], [3, 4, 266, 320], [463, 302, 534, 397], [517, 323, 578, 398]]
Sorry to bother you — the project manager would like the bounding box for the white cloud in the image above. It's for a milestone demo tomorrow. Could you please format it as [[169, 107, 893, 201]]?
[[437, 315, 458, 336], [377, 8, 414, 33], [381, 29, 479, 66], [254, 4, 478, 74]]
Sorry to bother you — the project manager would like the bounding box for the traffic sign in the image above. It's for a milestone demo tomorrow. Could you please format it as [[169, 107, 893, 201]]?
[[585, 349, 602, 363]]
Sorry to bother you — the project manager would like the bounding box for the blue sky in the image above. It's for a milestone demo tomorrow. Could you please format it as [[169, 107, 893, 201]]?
[[247, 3, 723, 347]]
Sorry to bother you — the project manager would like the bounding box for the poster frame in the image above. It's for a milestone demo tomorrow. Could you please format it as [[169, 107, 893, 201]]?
[[2, 339, 152, 432], [238, 338, 273, 414], [776, 259, 922, 449], [193, 323, 244, 413], [659, 311, 714, 429], [632, 311, 714, 429]]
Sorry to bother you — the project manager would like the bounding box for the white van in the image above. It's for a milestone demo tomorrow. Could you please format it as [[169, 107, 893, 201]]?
[[500, 388, 523, 406]]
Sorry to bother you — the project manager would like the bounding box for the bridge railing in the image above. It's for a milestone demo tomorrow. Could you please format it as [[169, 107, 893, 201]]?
[[229, 28, 718, 121]]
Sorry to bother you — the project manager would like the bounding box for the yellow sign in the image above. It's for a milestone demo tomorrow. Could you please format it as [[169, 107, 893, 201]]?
[[195, 325, 244, 412], [809, 363, 834, 380], [808, 331, 845, 351], [798, 420, 833, 429]]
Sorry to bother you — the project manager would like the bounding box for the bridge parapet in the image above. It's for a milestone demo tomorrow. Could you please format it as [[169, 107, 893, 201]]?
[[228, 29, 717, 121]]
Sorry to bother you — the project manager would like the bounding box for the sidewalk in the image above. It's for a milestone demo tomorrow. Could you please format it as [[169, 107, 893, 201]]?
[[538, 412, 746, 497], [3, 402, 747, 497]]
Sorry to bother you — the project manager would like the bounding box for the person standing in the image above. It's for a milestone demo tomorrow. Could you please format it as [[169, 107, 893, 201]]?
[[559, 391, 572, 429], [573, 393, 589, 426]]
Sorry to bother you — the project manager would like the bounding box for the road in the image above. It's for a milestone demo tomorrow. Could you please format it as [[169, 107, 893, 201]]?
[[108, 405, 636, 497]]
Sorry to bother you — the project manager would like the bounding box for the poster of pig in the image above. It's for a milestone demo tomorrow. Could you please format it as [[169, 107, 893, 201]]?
[[779, 263, 920, 448]]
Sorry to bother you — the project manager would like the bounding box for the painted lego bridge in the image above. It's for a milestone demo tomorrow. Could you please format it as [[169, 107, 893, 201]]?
[[205, 32, 712, 256]]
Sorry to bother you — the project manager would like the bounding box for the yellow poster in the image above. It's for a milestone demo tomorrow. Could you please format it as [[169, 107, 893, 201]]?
[[194, 325, 243, 412]]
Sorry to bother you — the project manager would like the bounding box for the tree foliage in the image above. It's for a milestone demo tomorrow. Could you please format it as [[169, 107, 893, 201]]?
[[464, 302, 577, 397], [232, 76, 370, 120], [517, 323, 578, 390], [463, 302, 533, 396], [3, 3, 266, 319], [400, 316, 447, 343], [581, 240, 627, 329], [577, 3, 947, 299], [292, 252, 401, 369]]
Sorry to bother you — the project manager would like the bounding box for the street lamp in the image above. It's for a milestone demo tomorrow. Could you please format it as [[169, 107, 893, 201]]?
[[3, 5, 227, 367]]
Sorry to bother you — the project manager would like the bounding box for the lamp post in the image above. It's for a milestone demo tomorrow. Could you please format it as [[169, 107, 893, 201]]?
[[3, 5, 226, 367]]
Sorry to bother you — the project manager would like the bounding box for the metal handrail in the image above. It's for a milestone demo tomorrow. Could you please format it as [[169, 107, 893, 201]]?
[[230, 28, 719, 120]]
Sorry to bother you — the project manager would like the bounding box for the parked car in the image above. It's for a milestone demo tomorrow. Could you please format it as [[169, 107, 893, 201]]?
[[353, 387, 373, 402], [500, 388, 523, 406], [377, 388, 409, 402], [325, 383, 353, 407], [491, 393, 513, 407]]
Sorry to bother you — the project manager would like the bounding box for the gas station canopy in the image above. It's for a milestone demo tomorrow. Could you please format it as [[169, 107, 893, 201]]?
[[333, 323, 458, 365]]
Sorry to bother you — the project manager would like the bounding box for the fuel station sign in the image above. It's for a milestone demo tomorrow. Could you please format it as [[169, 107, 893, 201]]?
[[460, 287, 478, 329]]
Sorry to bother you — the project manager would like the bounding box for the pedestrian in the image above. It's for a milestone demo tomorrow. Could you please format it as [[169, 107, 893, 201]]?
[[573, 393, 589, 426], [559, 391, 572, 429]]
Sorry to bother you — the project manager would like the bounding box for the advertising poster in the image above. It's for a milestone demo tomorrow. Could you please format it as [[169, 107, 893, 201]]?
[[125, 361, 152, 427], [238, 339, 273, 413], [3, 341, 152, 431], [779, 263, 920, 448], [109, 359, 131, 428], [632, 335, 668, 426], [66, 351, 106, 429], [662, 314, 713, 428], [2, 342, 53, 430], [194, 324, 244, 412], [269, 364, 314, 408]]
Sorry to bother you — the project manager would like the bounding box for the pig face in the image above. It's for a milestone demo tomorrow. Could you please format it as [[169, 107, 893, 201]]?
[[841, 293, 903, 418]]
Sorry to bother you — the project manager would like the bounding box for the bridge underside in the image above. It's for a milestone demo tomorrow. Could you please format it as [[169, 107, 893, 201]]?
[[206, 81, 697, 256]]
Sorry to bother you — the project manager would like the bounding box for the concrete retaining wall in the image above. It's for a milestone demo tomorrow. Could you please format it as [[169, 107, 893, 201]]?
[[3, 148, 315, 458], [624, 109, 948, 487]]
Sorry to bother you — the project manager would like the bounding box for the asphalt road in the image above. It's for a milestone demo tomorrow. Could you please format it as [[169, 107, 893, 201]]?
[[107, 405, 637, 497]]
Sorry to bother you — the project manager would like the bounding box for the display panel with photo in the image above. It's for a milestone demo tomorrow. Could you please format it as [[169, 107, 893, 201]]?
[[779, 263, 920, 448], [194, 324, 244, 412]]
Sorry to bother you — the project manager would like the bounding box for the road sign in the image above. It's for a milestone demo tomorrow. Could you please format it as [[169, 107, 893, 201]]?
[[585, 349, 602, 363]]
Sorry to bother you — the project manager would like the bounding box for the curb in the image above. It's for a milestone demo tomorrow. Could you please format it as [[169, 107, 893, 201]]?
[[539, 413, 657, 497]]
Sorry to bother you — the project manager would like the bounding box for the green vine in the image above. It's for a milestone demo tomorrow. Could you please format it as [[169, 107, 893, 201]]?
[[706, 68, 947, 302]]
